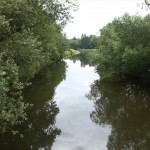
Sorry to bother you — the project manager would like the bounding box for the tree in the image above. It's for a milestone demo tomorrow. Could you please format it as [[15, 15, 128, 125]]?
[[89, 35, 99, 49], [0, 61, 67, 149], [0, 0, 77, 132], [96, 13, 150, 82], [0, 55, 29, 133], [69, 37, 81, 50], [80, 34, 90, 49], [68, 34, 99, 50]]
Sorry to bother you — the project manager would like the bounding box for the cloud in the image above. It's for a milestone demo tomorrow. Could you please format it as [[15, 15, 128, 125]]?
[[64, 0, 148, 39]]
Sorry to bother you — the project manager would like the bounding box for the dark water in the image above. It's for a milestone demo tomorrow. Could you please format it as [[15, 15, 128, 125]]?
[[1, 55, 150, 150]]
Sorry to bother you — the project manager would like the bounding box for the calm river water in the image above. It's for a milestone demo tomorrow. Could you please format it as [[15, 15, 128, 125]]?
[[1, 55, 150, 150], [52, 59, 110, 150]]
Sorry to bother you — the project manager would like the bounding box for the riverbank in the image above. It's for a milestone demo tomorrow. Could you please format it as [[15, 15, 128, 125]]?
[[64, 49, 80, 58]]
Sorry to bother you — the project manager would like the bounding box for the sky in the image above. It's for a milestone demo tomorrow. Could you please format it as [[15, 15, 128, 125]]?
[[64, 0, 149, 39]]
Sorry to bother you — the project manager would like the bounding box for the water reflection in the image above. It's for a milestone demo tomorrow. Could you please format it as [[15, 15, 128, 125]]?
[[87, 80, 150, 149], [52, 60, 110, 150], [71, 53, 94, 67], [0, 61, 66, 149]]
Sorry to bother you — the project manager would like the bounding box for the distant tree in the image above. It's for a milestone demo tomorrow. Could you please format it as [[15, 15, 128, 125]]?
[[89, 35, 99, 49], [69, 37, 81, 50], [68, 34, 99, 50], [80, 34, 90, 49]]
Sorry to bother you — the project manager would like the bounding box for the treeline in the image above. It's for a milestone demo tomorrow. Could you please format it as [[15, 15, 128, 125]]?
[[95, 13, 150, 82], [0, 0, 76, 132], [69, 34, 99, 50]]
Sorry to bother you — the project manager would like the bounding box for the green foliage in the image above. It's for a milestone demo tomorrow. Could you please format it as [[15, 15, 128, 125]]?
[[69, 34, 99, 50], [0, 61, 67, 149], [1, 30, 43, 81], [96, 13, 150, 82], [64, 49, 80, 58], [0, 55, 30, 133], [0, 0, 76, 132], [69, 37, 81, 50]]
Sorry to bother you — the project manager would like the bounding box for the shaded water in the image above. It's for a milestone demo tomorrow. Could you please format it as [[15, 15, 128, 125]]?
[[1, 55, 150, 150], [0, 61, 66, 149]]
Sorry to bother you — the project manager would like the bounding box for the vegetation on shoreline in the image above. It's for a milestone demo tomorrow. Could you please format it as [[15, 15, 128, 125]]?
[[69, 34, 99, 50], [95, 13, 150, 82], [1, 0, 150, 135], [64, 49, 80, 58], [0, 0, 76, 133]]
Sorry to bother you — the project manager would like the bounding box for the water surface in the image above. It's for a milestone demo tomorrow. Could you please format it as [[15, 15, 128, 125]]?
[[52, 59, 111, 150], [0, 55, 150, 150]]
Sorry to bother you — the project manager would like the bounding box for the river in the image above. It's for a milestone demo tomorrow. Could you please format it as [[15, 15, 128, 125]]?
[[52, 59, 110, 150], [0, 55, 150, 150]]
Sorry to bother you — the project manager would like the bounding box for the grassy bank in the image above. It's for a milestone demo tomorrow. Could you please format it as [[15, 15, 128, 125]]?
[[64, 49, 80, 58]]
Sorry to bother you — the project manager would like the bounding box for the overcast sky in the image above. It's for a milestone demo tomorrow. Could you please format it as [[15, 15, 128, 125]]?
[[64, 0, 149, 39]]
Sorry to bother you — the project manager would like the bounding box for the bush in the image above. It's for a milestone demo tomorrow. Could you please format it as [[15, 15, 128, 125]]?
[[96, 13, 150, 82]]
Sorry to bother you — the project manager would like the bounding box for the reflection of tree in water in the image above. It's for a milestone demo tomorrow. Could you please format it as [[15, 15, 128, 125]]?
[[0, 61, 67, 150], [71, 53, 94, 67], [87, 80, 150, 150]]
